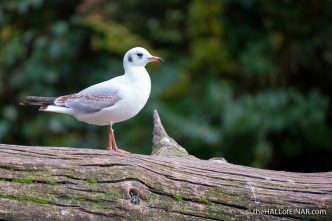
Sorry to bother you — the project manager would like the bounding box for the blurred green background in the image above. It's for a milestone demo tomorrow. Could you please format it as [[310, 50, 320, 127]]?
[[0, 0, 331, 172]]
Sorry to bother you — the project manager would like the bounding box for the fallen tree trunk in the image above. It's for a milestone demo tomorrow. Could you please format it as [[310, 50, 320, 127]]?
[[0, 111, 331, 221]]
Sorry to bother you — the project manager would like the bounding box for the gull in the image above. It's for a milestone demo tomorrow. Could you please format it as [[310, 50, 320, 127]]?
[[24, 47, 164, 153]]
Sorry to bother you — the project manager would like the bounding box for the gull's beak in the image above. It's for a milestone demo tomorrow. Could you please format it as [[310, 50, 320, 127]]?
[[148, 56, 164, 62]]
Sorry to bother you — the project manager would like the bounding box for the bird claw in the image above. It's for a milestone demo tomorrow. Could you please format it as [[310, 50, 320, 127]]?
[[106, 147, 130, 155], [116, 148, 130, 154]]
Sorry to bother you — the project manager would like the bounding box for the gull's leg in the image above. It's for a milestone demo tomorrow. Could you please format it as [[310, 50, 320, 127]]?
[[106, 123, 114, 151], [110, 123, 118, 151], [108, 123, 129, 154]]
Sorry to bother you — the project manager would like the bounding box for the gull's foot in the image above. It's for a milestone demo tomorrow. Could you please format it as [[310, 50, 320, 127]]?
[[106, 146, 130, 154], [116, 148, 130, 154]]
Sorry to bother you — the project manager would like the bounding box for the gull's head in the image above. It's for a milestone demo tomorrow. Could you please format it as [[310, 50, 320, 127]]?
[[123, 47, 164, 70]]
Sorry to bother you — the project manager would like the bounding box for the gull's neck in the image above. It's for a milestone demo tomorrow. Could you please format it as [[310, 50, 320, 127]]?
[[124, 66, 148, 80]]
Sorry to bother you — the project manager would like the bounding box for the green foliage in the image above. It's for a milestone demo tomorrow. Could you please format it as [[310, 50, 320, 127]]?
[[0, 195, 53, 205], [174, 195, 184, 201], [0, 0, 331, 172], [11, 179, 34, 184], [197, 198, 211, 204], [87, 179, 98, 184]]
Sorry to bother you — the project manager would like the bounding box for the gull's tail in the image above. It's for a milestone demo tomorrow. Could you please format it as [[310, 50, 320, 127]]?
[[21, 96, 73, 115], [21, 96, 57, 110]]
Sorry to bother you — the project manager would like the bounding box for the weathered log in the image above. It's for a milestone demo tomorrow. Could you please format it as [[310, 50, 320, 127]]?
[[0, 110, 331, 221]]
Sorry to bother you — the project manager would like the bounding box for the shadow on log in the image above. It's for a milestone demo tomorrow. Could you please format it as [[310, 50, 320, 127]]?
[[0, 110, 331, 220]]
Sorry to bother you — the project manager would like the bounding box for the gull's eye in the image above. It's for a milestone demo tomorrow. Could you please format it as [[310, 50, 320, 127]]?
[[137, 52, 143, 58]]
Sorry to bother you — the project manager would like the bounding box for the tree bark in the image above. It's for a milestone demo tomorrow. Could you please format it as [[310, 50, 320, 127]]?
[[0, 110, 331, 221]]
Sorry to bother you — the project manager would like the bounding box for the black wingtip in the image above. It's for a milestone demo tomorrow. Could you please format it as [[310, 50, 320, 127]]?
[[20, 101, 39, 106], [25, 96, 56, 106]]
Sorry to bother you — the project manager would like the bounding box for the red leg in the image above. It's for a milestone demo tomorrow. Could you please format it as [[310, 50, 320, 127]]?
[[107, 124, 113, 151], [106, 123, 129, 154], [110, 125, 118, 151]]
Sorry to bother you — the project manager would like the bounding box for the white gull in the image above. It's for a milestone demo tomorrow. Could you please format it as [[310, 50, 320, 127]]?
[[25, 47, 164, 153]]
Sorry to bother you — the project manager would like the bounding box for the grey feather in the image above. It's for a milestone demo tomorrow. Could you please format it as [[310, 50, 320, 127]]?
[[64, 93, 121, 112], [59, 79, 122, 112]]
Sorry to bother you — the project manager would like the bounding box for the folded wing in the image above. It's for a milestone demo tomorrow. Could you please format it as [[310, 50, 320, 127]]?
[[55, 93, 121, 112]]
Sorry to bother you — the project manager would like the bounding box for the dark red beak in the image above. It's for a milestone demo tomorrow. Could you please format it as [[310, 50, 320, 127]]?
[[148, 56, 164, 62]]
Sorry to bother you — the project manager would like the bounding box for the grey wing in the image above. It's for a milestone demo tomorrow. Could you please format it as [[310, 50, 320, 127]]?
[[54, 79, 123, 112], [55, 92, 121, 112]]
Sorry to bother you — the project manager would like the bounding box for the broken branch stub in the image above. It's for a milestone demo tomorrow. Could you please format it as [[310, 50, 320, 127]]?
[[151, 110, 190, 157]]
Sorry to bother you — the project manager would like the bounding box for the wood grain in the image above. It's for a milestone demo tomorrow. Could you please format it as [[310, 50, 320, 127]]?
[[0, 111, 330, 220]]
